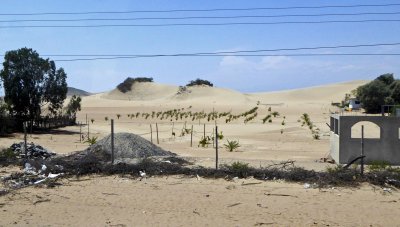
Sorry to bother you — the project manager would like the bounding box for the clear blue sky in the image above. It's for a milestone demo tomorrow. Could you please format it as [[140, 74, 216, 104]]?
[[1, 0, 400, 93]]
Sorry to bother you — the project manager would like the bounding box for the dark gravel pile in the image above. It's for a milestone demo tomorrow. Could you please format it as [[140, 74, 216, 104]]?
[[86, 133, 175, 160]]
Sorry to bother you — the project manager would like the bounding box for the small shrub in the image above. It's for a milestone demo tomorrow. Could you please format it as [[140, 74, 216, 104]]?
[[300, 113, 320, 140], [116, 114, 121, 119], [105, 117, 109, 121], [224, 140, 241, 152], [0, 148, 15, 158], [224, 161, 250, 178], [0, 147, 18, 164], [186, 78, 213, 87], [271, 111, 280, 117], [217, 131, 224, 140], [198, 136, 212, 148], [85, 136, 98, 145], [262, 115, 271, 124], [117, 77, 153, 93], [91, 119, 95, 124], [230, 161, 249, 171], [368, 160, 390, 171]]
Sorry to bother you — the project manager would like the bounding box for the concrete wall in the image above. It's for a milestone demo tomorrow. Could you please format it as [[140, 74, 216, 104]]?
[[330, 115, 400, 165]]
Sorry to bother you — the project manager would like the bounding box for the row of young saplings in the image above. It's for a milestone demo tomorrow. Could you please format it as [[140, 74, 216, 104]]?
[[91, 106, 286, 125], [86, 106, 320, 140]]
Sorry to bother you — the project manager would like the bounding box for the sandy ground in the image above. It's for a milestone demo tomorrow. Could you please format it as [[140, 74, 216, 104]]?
[[3, 80, 396, 226], [0, 175, 399, 226]]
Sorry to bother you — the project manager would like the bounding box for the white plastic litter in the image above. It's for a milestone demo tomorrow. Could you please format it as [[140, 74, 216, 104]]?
[[48, 173, 62, 179], [24, 163, 37, 175], [34, 179, 46, 185]]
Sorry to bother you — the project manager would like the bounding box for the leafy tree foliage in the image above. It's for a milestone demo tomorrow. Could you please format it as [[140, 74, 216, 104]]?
[[117, 77, 153, 93], [43, 61, 68, 115], [0, 48, 68, 123], [186, 78, 213, 87], [390, 80, 400, 103], [376, 73, 395, 86], [356, 74, 396, 113], [65, 95, 82, 118], [0, 98, 7, 117]]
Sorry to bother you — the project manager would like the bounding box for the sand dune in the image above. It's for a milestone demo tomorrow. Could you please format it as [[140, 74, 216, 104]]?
[[102, 82, 178, 101], [170, 85, 252, 105], [88, 80, 368, 108], [251, 80, 368, 104]]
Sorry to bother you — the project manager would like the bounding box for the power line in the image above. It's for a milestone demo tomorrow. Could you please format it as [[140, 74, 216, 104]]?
[[2, 11, 400, 23], [2, 42, 399, 58], [1, 3, 400, 16], [53, 53, 400, 62], [2, 42, 399, 62], [33, 42, 400, 57], [1, 19, 400, 28]]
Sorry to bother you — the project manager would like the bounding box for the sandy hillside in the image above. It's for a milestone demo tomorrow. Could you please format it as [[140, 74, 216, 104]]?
[[251, 80, 368, 103], [102, 82, 252, 106], [1, 80, 369, 169], [103, 82, 178, 101], [3, 79, 392, 226]]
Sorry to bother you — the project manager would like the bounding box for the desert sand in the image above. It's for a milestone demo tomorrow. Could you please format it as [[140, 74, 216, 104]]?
[[2, 80, 399, 226]]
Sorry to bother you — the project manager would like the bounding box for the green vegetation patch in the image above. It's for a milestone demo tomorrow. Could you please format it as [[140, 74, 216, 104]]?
[[117, 77, 154, 93]]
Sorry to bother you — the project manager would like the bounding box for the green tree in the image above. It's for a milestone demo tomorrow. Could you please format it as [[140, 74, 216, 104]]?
[[65, 95, 82, 118], [390, 80, 400, 104], [376, 73, 395, 86], [356, 80, 391, 113], [43, 61, 68, 116], [0, 48, 68, 126]]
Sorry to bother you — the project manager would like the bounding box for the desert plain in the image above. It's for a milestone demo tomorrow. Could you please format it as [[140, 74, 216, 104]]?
[[1, 80, 400, 226]]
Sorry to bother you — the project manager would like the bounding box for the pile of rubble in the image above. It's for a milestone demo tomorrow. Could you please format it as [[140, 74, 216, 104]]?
[[10, 142, 56, 159], [2, 162, 64, 189], [86, 132, 175, 161], [1, 133, 178, 190]]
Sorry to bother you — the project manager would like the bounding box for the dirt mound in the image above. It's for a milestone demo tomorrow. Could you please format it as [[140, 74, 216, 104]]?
[[87, 133, 175, 160]]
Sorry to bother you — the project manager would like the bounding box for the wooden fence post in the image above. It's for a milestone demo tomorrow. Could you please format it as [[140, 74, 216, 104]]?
[[172, 122, 174, 137], [23, 122, 27, 166], [361, 125, 364, 176], [150, 124, 153, 143], [190, 125, 193, 147], [79, 122, 82, 142], [156, 123, 159, 144], [216, 126, 219, 170], [212, 127, 215, 148], [111, 119, 114, 164]]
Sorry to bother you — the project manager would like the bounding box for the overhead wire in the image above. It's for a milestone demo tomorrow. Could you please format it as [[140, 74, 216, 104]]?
[[1, 42, 400, 61], [1, 19, 400, 28], [7, 42, 397, 61], [52, 53, 400, 62], [1, 11, 400, 23], [0, 3, 400, 15], [23, 42, 400, 57]]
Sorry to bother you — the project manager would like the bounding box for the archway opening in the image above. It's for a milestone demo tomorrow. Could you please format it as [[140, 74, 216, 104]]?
[[351, 121, 380, 139]]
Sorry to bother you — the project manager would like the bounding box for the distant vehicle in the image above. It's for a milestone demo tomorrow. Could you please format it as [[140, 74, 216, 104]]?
[[348, 98, 361, 110]]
